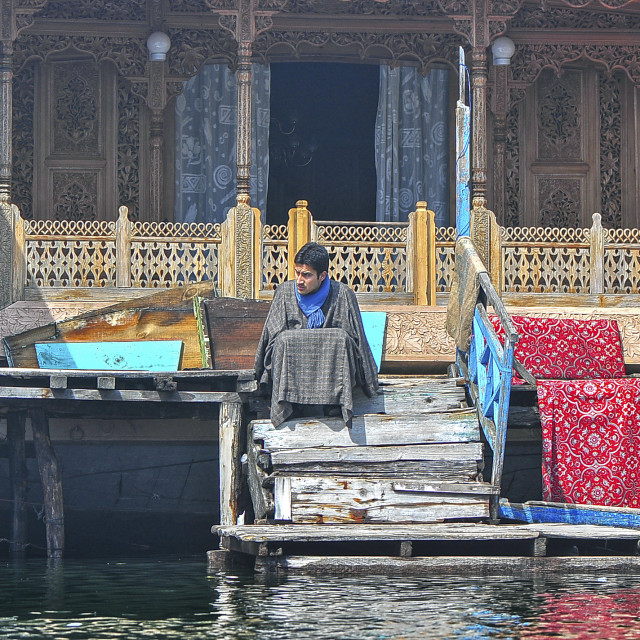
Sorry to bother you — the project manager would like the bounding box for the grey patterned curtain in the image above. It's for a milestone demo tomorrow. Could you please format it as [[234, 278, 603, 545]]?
[[375, 66, 450, 226], [174, 63, 270, 223]]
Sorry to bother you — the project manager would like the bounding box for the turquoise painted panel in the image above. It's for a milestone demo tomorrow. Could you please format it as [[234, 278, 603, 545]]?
[[361, 311, 387, 372], [35, 340, 183, 372]]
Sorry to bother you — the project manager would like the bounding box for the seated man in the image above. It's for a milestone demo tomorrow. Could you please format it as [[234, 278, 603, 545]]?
[[255, 242, 379, 427]]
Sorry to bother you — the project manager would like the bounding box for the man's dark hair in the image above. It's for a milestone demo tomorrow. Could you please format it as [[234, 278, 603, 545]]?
[[294, 242, 329, 275]]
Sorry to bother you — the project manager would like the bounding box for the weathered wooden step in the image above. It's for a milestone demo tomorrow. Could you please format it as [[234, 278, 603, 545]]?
[[266, 443, 483, 480], [272, 475, 492, 523], [352, 376, 466, 415], [251, 410, 480, 450]]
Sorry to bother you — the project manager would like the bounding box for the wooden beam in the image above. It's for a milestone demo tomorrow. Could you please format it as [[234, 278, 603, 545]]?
[[219, 401, 243, 526], [7, 412, 27, 557], [30, 408, 64, 558]]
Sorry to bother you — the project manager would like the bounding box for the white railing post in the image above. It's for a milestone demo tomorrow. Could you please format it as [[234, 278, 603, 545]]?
[[116, 206, 132, 288], [590, 212, 604, 295]]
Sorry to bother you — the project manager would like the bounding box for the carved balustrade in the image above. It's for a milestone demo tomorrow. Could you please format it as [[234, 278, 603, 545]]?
[[13, 199, 456, 306], [18, 205, 221, 299]]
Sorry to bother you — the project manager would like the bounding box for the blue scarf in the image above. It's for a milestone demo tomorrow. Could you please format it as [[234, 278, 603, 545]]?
[[296, 276, 331, 328]]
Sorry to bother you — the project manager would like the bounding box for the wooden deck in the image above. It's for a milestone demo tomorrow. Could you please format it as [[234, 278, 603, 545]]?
[[209, 373, 640, 573], [213, 521, 640, 574]]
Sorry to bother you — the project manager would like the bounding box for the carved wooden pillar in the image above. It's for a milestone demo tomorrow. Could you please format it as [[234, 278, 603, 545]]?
[[471, 46, 488, 206], [0, 40, 14, 308], [236, 42, 252, 197], [215, 0, 284, 204], [0, 40, 12, 204], [491, 64, 509, 223], [147, 57, 168, 223]]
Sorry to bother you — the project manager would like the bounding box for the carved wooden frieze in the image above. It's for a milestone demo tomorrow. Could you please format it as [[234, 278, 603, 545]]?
[[36, 0, 147, 20], [380, 308, 455, 361], [511, 3, 640, 29], [253, 30, 460, 70]]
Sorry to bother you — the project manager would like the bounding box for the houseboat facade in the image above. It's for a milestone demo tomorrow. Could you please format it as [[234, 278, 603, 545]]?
[[2, 0, 640, 555]]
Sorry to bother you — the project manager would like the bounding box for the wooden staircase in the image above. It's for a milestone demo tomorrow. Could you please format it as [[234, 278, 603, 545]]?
[[247, 375, 498, 525]]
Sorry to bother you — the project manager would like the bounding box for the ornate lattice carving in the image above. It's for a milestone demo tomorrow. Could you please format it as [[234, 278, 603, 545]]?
[[261, 223, 288, 291], [25, 217, 117, 287], [170, 0, 212, 11], [129, 240, 220, 288], [53, 173, 98, 221], [253, 30, 460, 71], [538, 179, 581, 228], [504, 102, 521, 227], [501, 225, 591, 293], [599, 72, 622, 228], [274, 0, 442, 15], [12, 62, 35, 219], [14, 35, 148, 77], [53, 62, 99, 154], [36, 0, 147, 20], [167, 28, 237, 77], [118, 80, 141, 222], [316, 222, 408, 292], [511, 4, 640, 30], [537, 70, 581, 160], [511, 43, 640, 89], [435, 226, 457, 292]]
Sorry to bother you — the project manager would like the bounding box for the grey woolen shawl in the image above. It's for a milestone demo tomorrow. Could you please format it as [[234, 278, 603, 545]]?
[[255, 279, 379, 426]]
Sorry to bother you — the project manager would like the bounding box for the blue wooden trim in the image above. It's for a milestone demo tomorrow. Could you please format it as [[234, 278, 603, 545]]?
[[35, 340, 184, 372], [499, 499, 640, 529]]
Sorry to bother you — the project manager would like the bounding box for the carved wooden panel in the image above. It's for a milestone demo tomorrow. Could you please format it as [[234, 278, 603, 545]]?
[[34, 58, 117, 221], [520, 68, 599, 228]]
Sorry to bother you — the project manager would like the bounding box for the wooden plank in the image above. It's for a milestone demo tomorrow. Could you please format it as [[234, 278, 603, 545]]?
[[274, 476, 292, 520], [7, 412, 27, 557], [277, 476, 490, 523], [352, 377, 465, 414], [269, 442, 482, 464], [246, 440, 274, 520], [35, 340, 183, 371], [203, 298, 271, 370], [255, 555, 640, 576], [219, 401, 243, 526], [392, 480, 498, 495], [5, 282, 214, 369], [30, 408, 64, 558], [0, 387, 243, 403], [215, 522, 542, 543], [251, 410, 480, 449], [500, 499, 640, 530], [268, 460, 481, 481]]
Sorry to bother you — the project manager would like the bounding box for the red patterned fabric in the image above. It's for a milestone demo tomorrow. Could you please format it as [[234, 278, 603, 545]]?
[[538, 378, 640, 507], [490, 315, 626, 383]]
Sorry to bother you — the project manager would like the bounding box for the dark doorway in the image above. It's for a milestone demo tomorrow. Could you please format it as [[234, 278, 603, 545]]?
[[266, 62, 379, 224]]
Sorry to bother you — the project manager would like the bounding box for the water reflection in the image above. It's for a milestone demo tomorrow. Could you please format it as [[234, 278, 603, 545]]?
[[0, 558, 640, 639]]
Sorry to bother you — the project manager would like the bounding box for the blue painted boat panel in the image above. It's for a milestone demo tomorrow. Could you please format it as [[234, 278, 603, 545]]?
[[361, 311, 387, 372], [499, 499, 640, 529], [35, 340, 183, 372]]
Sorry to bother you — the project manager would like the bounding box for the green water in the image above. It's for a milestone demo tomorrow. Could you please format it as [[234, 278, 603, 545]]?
[[1, 557, 640, 639]]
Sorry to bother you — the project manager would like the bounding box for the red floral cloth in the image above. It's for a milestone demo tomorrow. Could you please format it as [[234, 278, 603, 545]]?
[[538, 378, 640, 507], [490, 315, 626, 383]]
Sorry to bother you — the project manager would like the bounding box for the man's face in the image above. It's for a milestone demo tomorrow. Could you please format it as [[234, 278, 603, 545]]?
[[294, 263, 327, 295]]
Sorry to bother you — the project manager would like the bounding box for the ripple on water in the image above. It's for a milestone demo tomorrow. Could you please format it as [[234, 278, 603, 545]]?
[[1, 559, 640, 639]]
